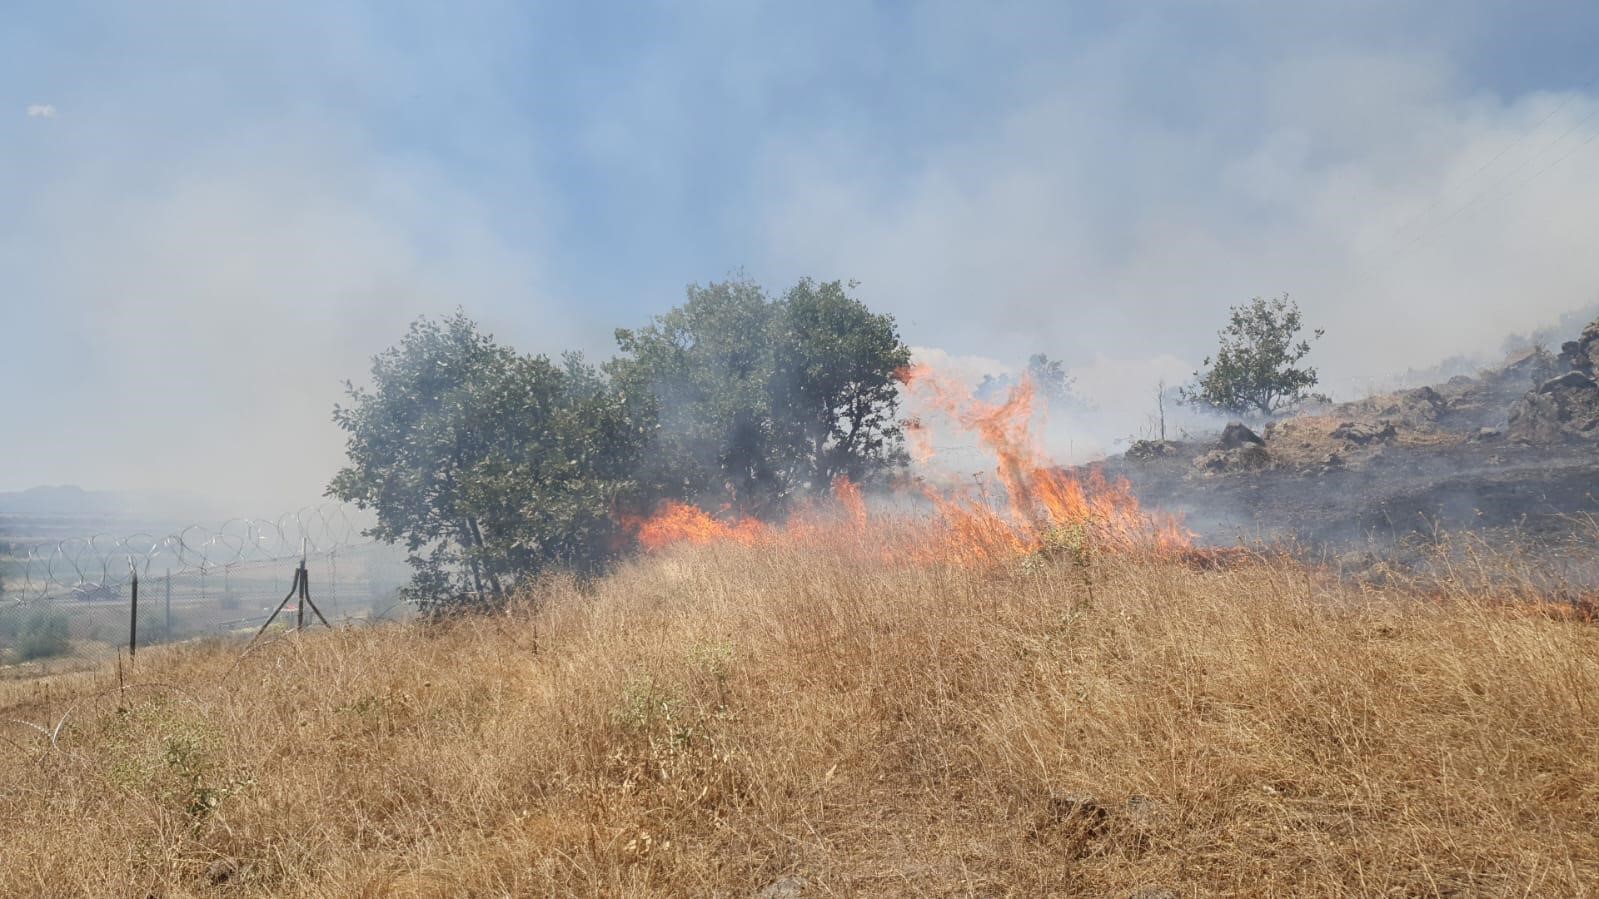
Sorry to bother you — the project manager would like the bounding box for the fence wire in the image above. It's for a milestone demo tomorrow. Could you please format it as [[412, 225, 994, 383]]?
[[6, 503, 364, 602], [0, 506, 411, 676]]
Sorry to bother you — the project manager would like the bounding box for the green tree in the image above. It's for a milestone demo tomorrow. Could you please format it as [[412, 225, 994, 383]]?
[[610, 276, 911, 517], [1024, 353, 1072, 404], [1180, 294, 1325, 418], [771, 278, 913, 491], [977, 353, 1078, 407], [329, 312, 651, 611]]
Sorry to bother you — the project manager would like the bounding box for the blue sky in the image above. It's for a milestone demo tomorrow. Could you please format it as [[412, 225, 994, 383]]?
[[4, 2, 1599, 510]]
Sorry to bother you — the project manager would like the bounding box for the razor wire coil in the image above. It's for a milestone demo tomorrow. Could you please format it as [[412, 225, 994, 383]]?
[[5, 503, 370, 602]]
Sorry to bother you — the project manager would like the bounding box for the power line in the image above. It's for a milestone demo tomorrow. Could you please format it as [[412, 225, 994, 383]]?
[[1382, 81, 1593, 247], [1378, 103, 1599, 264], [1347, 95, 1599, 293]]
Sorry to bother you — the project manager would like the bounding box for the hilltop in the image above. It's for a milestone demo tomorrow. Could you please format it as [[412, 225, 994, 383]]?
[[0, 541, 1594, 896]]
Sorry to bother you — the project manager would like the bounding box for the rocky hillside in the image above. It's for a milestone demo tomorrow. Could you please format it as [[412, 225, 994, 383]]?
[[1110, 319, 1599, 555]]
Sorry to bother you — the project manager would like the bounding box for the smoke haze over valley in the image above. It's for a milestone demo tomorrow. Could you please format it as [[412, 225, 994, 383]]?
[[5, 2, 1599, 512]]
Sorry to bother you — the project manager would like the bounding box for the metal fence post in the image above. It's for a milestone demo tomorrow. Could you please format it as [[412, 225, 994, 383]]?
[[128, 560, 139, 660], [330, 549, 338, 620], [164, 568, 172, 641]]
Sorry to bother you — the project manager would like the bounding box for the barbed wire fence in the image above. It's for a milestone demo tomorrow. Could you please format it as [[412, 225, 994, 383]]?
[[0, 504, 412, 675]]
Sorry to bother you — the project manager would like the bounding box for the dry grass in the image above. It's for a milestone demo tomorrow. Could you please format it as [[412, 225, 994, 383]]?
[[1, 545, 1596, 897]]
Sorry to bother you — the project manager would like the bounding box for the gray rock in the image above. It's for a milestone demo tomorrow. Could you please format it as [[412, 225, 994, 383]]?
[[1510, 370, 1599, 443], [1193, 444, 1269, 474], [1331, 420, 1397, 444], [1508, 392, 1561, 443], [1126, 439, 1181, 461], [1558, 318, 1599, 375], [1537, 371, 1597, 394], [1219, 422, 1264, 449], [755, 875, 807, 899], [1372, 385, 1448, 426]]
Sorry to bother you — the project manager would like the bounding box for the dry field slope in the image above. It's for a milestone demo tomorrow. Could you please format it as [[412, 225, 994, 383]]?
[[1, 546, 1596, 897]]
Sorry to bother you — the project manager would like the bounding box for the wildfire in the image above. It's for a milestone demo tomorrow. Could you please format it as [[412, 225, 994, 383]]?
[[627, 501, 770, 551], [625, 363, 1193, 566]]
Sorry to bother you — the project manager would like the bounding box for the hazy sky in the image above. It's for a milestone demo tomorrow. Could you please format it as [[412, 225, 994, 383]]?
[[4, 2, 1598, 511]]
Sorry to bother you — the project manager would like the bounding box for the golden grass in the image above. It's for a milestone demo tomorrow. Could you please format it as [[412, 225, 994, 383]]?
[[1, 546, 1596, 897]]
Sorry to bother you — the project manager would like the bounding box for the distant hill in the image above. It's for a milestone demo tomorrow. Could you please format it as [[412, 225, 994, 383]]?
[[0, 485, 223, 523]]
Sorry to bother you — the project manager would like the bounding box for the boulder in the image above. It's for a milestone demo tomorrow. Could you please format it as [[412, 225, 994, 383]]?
[[1331, 420, 1397, 445], [1537, 370, 1596, 394], [1125, 439, 1181, 461], [1509, 370, 1599, 443], [1509, 393, 1560, 443], [1557, 318, 1599, 375], [1378, 385, 1447, 425], [1194, 444, 1269, 474], [1219, 422, 1264, 449]]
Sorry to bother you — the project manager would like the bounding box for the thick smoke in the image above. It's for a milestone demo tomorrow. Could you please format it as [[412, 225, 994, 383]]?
[[4, 2, 1599, 517]]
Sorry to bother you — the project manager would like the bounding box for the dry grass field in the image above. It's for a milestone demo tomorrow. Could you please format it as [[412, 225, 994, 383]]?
[[1, 542, 1596, 897]]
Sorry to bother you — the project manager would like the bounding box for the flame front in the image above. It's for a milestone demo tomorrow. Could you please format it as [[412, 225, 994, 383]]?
[[625, 363, 1192, 565], [626, 501, 771, 551]]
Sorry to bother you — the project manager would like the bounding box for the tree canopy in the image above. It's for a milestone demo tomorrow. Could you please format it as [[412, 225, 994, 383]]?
[[328, 312, 651, 611], [333, 277, 912, 608], [1180, 295, 1325, 418], [609, 276, 911, 517], [979, 353, 1077, 405]]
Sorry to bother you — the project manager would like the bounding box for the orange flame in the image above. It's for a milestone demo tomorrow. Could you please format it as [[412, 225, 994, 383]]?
[[625, 363, 1193, 566], [625, 501, 770, 551]]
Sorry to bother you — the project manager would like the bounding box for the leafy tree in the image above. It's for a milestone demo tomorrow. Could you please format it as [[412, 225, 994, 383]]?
[[1180, 294, 1325, 418], [610, 276, 911, 517], [329, 312, 651, 611], [771, 278, 913, 491], [610, 278, 778, 514], [1024, 353, 1073, 404], [978, 353, 1078, 407]]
